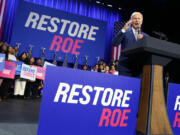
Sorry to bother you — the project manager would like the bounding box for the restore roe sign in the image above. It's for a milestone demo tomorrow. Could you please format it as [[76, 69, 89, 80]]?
[[38, 66, 141, 135], [10, 1, 107, 66]]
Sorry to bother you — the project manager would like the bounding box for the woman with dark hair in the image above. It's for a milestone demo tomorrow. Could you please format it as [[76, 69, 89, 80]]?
[[92, 64, 98, 72], [0, 41, 4, 47], [0, 44, 7, 58], [18, 52, 28, 63], [98, 64, 104, 73], [7, 46, 16, 61], [32, 59, 43, 98], [110, 65, 119, 75], [0, 44, 17, 101], [14, 52, 28, 98], [24, 57, 35, 99], [0, 44, 7, 101]]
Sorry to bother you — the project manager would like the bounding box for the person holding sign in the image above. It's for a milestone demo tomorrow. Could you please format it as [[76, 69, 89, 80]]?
[[14, 52, 28, 98], [32, 59, 44, 98], [0, 44, 7, 58], [24, 57, 35, 99], [0, 44, 8, 101], [0, 44, 7, 86], [7, 46, 16, 61]]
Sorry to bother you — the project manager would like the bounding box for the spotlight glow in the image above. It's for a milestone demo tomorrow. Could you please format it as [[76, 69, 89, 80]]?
[[96, 1, 101, 4], [107, 4, 113, 7]]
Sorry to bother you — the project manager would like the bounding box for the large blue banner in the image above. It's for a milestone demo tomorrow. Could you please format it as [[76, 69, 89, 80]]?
[[167, 83, 180, 134], [10, 1, 107, 66], [38, 66, 141, 135]]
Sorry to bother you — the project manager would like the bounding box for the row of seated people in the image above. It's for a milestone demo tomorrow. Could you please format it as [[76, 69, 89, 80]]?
[[0, 41, 120, 102], [82, 59, 119, 75]]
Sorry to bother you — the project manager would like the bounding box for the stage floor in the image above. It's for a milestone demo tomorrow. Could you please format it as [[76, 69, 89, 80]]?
[[0, 98, 41, 135]]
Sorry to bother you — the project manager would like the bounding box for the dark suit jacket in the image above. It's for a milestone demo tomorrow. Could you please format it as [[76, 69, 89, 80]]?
[[112, 28, 148, 50], [112, 28, 148, 76]]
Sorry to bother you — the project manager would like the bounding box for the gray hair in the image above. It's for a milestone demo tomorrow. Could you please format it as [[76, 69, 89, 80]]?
[[130, 12, 143, 20]]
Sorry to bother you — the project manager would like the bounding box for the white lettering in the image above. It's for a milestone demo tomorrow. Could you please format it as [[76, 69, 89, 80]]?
[[47, 17, 60, 33], [101, 88, 113, 106], [37, 15, 51, 31], [68, 22, 80, 37], [88, 26, 99, 41], [111, 89, 123, 107], [121, 90, 133, 107], [54, 82, 70, 102], [67, 84, 82, 104], [25, 12, 39, 28], [79, 85, 93, 105], [174, 96, 180, 110], [59, 19, 70, 34]]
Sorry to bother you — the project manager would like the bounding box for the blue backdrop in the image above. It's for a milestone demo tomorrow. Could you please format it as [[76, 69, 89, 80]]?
[[10, 1, 107, 66], [1, 0, 121, 64]]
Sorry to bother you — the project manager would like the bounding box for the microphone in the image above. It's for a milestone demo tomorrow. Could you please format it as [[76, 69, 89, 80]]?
[[137, 25, 141, 34]]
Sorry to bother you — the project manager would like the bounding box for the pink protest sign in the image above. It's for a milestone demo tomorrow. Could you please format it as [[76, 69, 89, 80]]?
[[33, 66, 46, 80], [0, 61, 16, 79]]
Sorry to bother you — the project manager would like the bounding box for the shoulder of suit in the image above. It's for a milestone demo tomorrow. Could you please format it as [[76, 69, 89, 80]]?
[[126, 28, 132, 32]]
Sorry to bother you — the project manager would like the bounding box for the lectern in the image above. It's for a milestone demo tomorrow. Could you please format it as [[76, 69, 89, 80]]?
[[121, 36, 180, 135]]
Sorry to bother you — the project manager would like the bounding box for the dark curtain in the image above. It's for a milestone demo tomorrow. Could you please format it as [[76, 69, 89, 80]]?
[[1, 0, 121, 63]]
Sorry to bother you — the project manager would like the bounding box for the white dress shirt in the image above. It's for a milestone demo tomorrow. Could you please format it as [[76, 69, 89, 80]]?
[[132, 27, 138, 40]]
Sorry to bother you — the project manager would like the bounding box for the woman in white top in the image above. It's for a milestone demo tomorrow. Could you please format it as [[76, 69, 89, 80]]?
[[14, 52, 27, 98]]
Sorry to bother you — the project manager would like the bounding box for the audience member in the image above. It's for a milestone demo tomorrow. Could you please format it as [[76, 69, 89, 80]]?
[[110, 65, 119, 75], [14, 52, 28, 98], [7, 46, 16, 61], [92, 64, 98, 72], [82, 65, 88, 70], [0, 45, 16, 101], [32, 59, 43, 98], [0, 42, 123, 102], [104, 65, 110, 74], [115, 60, 119, 71], [24, 57, 35, 99], [98, 64, 104, 73]]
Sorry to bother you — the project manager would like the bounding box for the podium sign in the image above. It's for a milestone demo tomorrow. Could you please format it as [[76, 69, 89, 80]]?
[[38, 67, 141, 135]]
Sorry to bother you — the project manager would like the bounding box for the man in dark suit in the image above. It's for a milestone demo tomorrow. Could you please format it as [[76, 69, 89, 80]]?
[[112, 12, 148, 76]]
